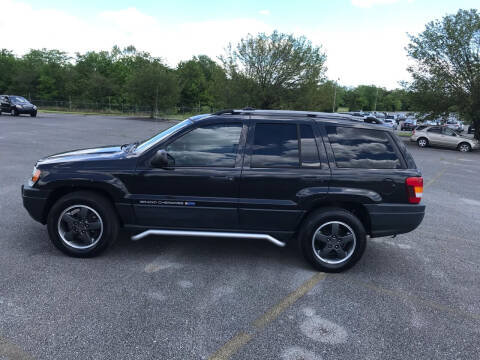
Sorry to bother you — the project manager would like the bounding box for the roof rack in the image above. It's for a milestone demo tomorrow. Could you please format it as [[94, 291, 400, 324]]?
[[211, 109, 373, 125]]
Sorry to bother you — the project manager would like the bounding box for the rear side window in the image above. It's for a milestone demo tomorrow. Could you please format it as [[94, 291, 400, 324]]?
[[252, 123, 299, 167], [427, 127, 441, 134], [326, 125, 401, 169], [251, 123, 321, 168]]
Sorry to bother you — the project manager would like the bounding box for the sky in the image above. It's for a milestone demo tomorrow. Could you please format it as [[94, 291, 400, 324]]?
[[1, 0, 479, 89]]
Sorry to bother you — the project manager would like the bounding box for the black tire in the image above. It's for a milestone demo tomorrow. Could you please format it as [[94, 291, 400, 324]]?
[[31, 111, 37, 117], [11, 108, 18, 116], [457, 142, 471, 152], [417, 137, 428, 148], [47, 191, 119, 257], [299, 207, 367, 273]]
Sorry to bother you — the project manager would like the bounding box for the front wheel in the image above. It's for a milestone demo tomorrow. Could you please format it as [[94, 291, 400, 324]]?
[[47, 191, 119, 257], [458, 142, 471, 152], [417, 138, 428, 148], [11, 109, 18, 116], [299, 208, 366, 272], [31, 111, 37, 117]]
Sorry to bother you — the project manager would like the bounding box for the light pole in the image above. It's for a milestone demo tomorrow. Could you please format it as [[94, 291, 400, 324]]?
[[332, 78, 340, 113], [373, 87, 379, 112]]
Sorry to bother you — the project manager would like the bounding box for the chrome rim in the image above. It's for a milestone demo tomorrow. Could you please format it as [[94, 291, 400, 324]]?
[[418, 139, 427, 147], [57, 205, 103, 249], [459, 144, 470, 152], [11, 109, 15, 116], [312, 221, 356, 264]]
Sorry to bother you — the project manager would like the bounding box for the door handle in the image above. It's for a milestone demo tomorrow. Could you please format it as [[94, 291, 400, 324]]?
[[210, 175, 234, 181]]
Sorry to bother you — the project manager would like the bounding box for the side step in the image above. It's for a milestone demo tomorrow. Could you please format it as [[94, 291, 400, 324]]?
[[131, 229, 286, 247]]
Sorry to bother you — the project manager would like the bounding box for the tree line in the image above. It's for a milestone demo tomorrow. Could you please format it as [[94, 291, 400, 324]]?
[[1, 7, 478, 139], [0, 33, 412, 116]]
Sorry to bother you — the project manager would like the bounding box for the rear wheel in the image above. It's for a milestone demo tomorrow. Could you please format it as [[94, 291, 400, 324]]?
[[458, 142, 471, 152], [47, 191, 119, 257], [417, 138, 428, 148], [299, 208, 366, 272]]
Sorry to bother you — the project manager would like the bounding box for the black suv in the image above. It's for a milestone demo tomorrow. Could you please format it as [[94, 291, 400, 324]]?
[[21, 110, 425, 272], [0, 95, 37, 116]]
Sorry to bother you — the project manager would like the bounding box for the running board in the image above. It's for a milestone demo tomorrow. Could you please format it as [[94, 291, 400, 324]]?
[[131, 229, 286, 247]]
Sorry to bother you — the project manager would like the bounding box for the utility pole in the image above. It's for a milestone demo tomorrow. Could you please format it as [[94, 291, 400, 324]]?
[[374, 87, 379, 112], [332, 78, 340, 113]]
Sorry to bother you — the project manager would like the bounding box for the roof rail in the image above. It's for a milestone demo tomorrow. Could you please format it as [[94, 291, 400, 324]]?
[[213, 109, 237, 115]]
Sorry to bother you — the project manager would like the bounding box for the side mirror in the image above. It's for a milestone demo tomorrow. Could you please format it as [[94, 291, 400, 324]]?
[[151, 149, 173, 168]]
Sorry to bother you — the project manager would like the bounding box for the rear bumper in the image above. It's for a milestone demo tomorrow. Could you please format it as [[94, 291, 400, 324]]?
[[22, 185, 50, 224], [365, 203, 425, 238]]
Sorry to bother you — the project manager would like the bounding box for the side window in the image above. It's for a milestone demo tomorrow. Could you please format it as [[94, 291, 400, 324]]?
[[326, 125, 401, 169], [427, 127, 441, 134], [166, 123, 242, 167], [443, 128, 456, 136], [300, 124, 320, 167], [252, 123, 299, 168]]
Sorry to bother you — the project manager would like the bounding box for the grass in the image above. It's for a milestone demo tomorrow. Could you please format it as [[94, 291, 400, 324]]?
[[397, 131, 413, 137], [39, 109, 190, 121]]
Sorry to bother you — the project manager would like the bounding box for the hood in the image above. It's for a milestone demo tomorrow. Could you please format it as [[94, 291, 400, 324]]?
[[38, 145, 126, 165]]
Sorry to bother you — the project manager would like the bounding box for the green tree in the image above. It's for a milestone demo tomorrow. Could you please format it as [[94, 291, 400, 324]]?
[[221, 31, 327, 109], [127, 60, 180, 117], [407, 9, 480, 138]]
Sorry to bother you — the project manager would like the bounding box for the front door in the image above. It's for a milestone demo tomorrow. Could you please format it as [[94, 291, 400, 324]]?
[[132, 120, 247, 230]]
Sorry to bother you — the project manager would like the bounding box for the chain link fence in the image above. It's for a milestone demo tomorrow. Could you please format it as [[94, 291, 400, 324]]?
[[32, 99, 218, 118]]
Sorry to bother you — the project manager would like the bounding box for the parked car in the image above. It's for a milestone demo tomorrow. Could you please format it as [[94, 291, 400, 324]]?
[[0, 95, 37, 117], [468, 124, 475, 134], [446, 120, 464, 132], [401, 118, 417, 131], [22, 109, 425, 272], [383, 118, 397, 130], [411, 125, 480, 152]]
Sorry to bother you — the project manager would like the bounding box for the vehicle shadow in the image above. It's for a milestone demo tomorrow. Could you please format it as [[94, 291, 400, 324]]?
[[109, 229, 311, 271]]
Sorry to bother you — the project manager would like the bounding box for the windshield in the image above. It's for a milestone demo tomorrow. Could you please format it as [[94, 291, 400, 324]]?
[[134, 119, 193, 154], [10, 96, 29, 104]]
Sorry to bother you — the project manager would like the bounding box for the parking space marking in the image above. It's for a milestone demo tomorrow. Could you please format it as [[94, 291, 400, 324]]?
[[0, 336, 34, 360], [208, 272, 326, 360], [208, 332, 253, 360], [425, 168, 446, 188], [349, 280, 480, 322]]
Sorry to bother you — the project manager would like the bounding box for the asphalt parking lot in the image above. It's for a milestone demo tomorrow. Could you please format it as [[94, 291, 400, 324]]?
[[1, 112, 479, 360]]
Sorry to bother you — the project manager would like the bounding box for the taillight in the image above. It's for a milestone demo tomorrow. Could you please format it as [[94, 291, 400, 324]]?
[[406, 177, 423, 204]]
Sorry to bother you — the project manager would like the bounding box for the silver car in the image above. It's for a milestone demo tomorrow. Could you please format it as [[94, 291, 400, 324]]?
[[411, 126, 480, 152]]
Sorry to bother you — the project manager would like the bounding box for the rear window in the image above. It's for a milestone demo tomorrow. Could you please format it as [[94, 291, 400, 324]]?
[[326, 125, 401, 169]]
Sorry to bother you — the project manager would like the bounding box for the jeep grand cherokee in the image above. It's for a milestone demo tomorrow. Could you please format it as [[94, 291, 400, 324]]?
[[22, 109, 425, 272]]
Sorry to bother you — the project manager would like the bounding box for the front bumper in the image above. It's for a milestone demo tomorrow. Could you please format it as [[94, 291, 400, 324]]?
[[22, 184, 51, 224], [17, 108, 37, 115], [365, 203, 426, 238]]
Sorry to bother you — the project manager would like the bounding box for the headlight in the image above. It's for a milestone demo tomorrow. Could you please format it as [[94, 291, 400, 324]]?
[[29, 167, 41, 186], [16, 104, 23, 109], [33, 105, 37, 110]]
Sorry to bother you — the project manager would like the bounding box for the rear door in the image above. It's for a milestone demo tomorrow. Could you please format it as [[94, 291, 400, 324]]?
[[426, 126, 443, 146], [238, 119, 330, 233]]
